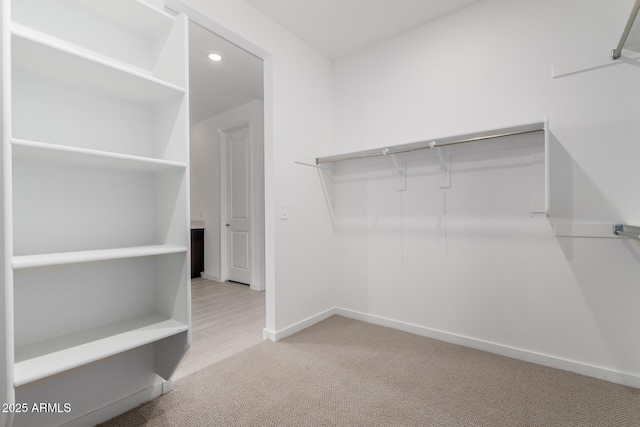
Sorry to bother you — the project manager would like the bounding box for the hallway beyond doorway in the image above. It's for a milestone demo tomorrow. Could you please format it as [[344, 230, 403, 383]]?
[[174, 279, 265, 380]]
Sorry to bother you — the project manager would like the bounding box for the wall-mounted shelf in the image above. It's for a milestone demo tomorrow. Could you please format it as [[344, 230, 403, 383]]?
[[311, 121, 549, 220], [552, 223, 640, 239], [612, 0, 640, 60], [12, 24, 185, 104], [13, 245, 187, 270], [12, 139, 187, 173], [11, 0, 179, 79], [2, 1, 191, 425], [14, 316, 188, 387], [316, 122, 545, 165], [554, 0, 640, 78]]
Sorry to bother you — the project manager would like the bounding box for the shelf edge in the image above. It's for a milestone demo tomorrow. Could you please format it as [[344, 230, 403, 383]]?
[[12, 138, 187, 171], [316, 121, 546, 165], [13, 245, 188, 270], [11, 22, 186, 94], [14, 318, 188, 386]]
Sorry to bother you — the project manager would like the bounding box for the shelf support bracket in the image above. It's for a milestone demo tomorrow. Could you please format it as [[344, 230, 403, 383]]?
[[430, 141, 450, 189], [384, 149, 406, 191], [317, 165, 335, 221]]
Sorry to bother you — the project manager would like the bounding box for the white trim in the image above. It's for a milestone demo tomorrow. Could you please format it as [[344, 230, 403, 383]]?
[[335, 308, 640, 389], [250, 283, 265, 292], [61, 382, 163, 427], [262, 328, 274, 341], [164, 1, 270, 60], [200, 272, 222, 283], [263, 308, 336, 342], [219, 128, 229, 283], [162, 379, 173, 394], [166, 0, 275, 339], [2, 0, 15, 416]]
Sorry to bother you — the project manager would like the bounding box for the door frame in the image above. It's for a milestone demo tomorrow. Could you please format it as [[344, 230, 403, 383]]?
[[165, 0, 272, 324], [219, 121, 253, 287]]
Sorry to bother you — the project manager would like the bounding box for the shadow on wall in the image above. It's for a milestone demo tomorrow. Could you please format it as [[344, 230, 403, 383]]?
[[548, 130, 640, 378], [547, 130, 622, 259]]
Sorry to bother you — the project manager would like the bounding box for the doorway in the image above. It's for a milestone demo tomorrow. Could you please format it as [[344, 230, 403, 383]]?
[[166, 1, 269, 378], [185, 18, 265, 290]]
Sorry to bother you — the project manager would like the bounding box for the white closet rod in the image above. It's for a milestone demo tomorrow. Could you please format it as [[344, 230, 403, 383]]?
[[612, 0, 640, 60], [316, 128, 544, 165], [613, 224, 640, 240]]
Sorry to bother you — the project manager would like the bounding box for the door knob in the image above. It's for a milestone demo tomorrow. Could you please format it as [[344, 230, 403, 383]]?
[[225, 224, 230, 227]]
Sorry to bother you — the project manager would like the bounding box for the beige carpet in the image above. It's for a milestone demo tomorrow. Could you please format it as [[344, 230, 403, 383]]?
[[101, 315, 640, 426]]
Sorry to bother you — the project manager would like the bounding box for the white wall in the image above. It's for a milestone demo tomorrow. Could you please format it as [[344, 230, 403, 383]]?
[[147, 0, 164, 10], [173, 0, 336, 335], [331, 0, 640, 386], [177, 0, 640, 386], [190, 100, 265, 290]]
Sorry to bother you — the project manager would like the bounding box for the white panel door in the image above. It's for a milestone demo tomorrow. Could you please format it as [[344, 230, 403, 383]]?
[[226, 125, 251, 284]]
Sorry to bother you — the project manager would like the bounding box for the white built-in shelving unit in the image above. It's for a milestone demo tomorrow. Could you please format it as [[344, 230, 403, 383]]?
[[2, 0, 190, 425]]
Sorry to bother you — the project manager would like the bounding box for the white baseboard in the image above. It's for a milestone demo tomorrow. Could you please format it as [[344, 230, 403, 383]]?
[[200, 273, 221, 282], [200, 273, 264, 290], [62, 382, 164, 427], [335, 307, 640, 389], [263, 308, 337, 342]]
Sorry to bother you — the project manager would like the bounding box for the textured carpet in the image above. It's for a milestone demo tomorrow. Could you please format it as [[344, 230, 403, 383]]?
[[101, 315, 640, 426]]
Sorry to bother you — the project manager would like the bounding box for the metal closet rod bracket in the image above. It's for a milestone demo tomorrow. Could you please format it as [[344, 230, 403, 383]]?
[[430, 141, 451, 189], [613, 223, 640, 240], [612, 0, 640, 60], [382, 148, 406, 191], [430, 141, 447, 171]]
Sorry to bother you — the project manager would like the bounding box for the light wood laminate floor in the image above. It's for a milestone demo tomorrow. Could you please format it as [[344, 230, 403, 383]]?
[[173, 279, 266, 380]]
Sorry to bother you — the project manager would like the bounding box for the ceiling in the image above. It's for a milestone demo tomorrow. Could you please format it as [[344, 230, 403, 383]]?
[[244, 0, 483, 60], [188, 0, 483, 123], [189, 22, 263, 124]]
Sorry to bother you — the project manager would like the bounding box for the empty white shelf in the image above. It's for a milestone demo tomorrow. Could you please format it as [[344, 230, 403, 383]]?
[[14, 316, 188, 386], [59, 0, 176, 38], [4, 0, 190, 419], [12, 23, 185, 104], [13, 245, 187, 269], [12, 138, 187, 172], [13, 0, 175, 43]]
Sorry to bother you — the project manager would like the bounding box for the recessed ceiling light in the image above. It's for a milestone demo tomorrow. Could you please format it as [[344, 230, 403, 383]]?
[[208, 53, 223, 62]]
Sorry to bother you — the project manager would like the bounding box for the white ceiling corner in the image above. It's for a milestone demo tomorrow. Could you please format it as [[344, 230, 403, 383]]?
[[244, 0, 483, 60], [188, 1, 483, 123]]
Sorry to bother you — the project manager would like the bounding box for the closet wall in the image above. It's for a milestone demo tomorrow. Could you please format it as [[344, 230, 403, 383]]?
[[331, 0, 640, 385], [179, 0, 640, 385]]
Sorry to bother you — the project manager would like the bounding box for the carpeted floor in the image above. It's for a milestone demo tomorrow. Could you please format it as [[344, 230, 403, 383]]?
[[101, 315, 640, 426]]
